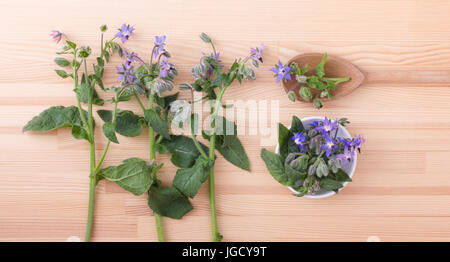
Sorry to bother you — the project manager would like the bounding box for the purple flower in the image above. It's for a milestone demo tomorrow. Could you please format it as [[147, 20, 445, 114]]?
[[352, 135, 365, 153], [270, 61, 292, 83], [335, 146, 354, 166], [338, 137, 352, 148], [292, 132, 307, 152], [50, 30, 62, 43], [321, 134, 338, 157], [154, 35, 166, 57], [116, 63, 134, 84], [202, 52, 223, 74], [115, 24, 134, 43], [250, 43, 264, 62], [122, 48, 140, 67], [316, 117, 338, 133], [310, 121, 320, 128], [159, 57, 169, 77]]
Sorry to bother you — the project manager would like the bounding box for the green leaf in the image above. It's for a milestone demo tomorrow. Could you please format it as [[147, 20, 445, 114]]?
[[154, 92, 179, 110], [161, 135, 209, 168], [315, 53, 327, 78], [55, 70, 69, 79], [173, 157, 212, 198], [333, 169, 352, 182], [319, 178, 343, 192], [278, 123, 290, 160], [144, 109, 170, 139], [216, 135, 250, 171], [290, 116, 305, 134], [71, 125, 89, 140], [102, 122, 119, 144], [284, 163, 306, 187], [97, 109, 143, 137], [54, 57, 70, 67], [261, 149, 288, 185], [216, 116, 237, 148], [148, 186, 193, 219], [23, 106, 90, 141], [98, 158, 154, 196], [66, 40, 76, 49], [76, 83, 104, 106]]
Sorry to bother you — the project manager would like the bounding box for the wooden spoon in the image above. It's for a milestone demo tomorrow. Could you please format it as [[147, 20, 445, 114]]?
[[282, 53, 365, 103]]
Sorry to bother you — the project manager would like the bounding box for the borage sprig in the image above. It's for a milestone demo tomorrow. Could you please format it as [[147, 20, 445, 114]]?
[[271, 54, 351, 109], [171, 33, 264, 241], [23, 23, 133, 241], [261, 116, 365, 197], [96, 35, 196, 242]]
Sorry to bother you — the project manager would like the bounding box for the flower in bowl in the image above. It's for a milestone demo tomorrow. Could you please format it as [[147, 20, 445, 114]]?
[[261, 116, 364, 198]]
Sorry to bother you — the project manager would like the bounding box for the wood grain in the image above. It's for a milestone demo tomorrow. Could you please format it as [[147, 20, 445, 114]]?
[[1, 0, 450, 242]]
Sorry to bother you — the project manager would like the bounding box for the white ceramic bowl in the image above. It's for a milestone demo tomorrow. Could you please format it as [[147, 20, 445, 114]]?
[[275, 116, 357, 199]]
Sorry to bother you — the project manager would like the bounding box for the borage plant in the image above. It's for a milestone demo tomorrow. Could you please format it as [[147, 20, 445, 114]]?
[[95, 35, 194, 242], [23, 24, 133, 241], [171, 33, 264, 241], [271, 54, 350, 109], [261, 116, 364, 197]]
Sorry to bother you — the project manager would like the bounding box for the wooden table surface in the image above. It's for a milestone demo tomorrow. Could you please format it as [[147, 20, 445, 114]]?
[[1, 0, 450, 242]]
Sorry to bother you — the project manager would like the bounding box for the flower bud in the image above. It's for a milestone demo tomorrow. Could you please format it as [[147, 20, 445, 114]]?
[[320, 90, 329, 98], [313, 180, 321, 192], [199, 32, 212, 43], [298, 154, 309, 170], [299, 86, 312, 101], [308, 128, 318, 137], [328, 159, 339, 173], [316, 159, 329, 178], [287, 91, 296, 102], [78, 46, 91, 58], [289, 158, 301, 170], [192, 64, 207, 80], [313, 98, 323, 109], [100, 24, 108, 32], [308, 165, 316, 177], [295, 75, 307, 83]]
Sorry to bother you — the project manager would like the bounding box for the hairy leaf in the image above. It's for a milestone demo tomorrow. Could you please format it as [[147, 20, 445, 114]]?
[[173, 157, 213, 198], [290, 116, 305, 134], [213, 116, 237, 148], [144, 109, 170, 139], [54, 57, 70, 67], [161, 135, 209, 168], [55, 69, 70, 78], [216, 135, 250, 171], [148, 186, 193, 219], [98, 158, 154, 196], [76, 83, 104, 106], [284, 163, 306, 187], [315, 53, 327, 78], [333, 169, 352, 182], [278, 123, 290, 160], [97, 109, 143, 137], [23, 106, 90, 140], [319, 178, 343, 192], [71, 125, 89, 140], [261, 149, 287, 185], [102, 122, 119, 144]]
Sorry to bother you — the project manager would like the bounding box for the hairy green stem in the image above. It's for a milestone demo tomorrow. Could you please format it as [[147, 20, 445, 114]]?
[[207, 85, 228, 242], [84, 59, 96, 242], [133, 91, 146, 112], [148, 93, 166, 242], [93, 91, 121, 173]]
